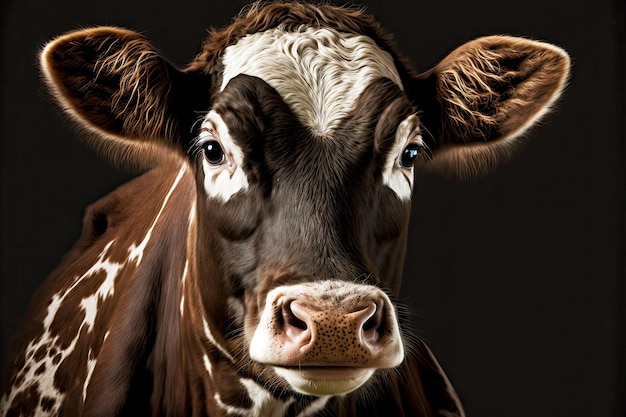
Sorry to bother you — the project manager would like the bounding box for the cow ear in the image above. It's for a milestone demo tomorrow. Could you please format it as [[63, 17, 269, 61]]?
[[40, 27, 210, 166], [410, 36, 570, 179]]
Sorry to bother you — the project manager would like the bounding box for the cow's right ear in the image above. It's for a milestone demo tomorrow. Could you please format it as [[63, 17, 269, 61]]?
[[40, 27, 210, 165]]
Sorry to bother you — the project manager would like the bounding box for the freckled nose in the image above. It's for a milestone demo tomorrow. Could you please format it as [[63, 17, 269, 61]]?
[[249, 282, 404, 370], [275, 297, 394, 367]]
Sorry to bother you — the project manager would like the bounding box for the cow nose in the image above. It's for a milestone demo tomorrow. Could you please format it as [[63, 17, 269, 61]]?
[[250, 281, 404, 369], [282, 300, 383, 351], [249, 281, 405, 395], [262, 291, 402, 370]]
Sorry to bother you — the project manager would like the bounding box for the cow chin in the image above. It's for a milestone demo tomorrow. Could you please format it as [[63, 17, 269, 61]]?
[[273, 366, 375, 396]]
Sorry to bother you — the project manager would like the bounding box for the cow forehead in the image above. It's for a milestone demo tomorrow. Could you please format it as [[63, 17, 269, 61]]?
[[220, 26, 404, 137]]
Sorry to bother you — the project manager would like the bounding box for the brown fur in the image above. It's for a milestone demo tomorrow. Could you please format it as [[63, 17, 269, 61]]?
[[40, 27, 211, 171], [40, 2, 569, 178], [3, 1, 570, 416], [413, 35, 570, 178], [186, 1, 415, 81]]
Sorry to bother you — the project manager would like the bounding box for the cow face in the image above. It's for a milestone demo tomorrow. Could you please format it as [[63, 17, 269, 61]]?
[[191, 82, 413, 396], [186, 27, 435, 396], [38, 2, 569, 399]]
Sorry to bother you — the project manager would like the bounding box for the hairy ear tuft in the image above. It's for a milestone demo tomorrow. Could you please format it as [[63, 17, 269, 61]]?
[[437, 36, 570, 143], [40, 27, 210, 169], [41, 28, 174, 140], [411, 35, 570, 179]]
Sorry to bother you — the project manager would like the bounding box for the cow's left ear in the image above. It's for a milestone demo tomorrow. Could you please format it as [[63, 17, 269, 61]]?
[[40, 27, 210, 165], [410, 35, 570, 179]]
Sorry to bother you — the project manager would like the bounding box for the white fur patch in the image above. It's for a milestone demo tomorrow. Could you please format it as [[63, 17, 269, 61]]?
[[0, 241, 123, 416], [180, 204, 196, 317], [214, 392, 248, 416], [128, 164, 188, 262], [296, 396, 331, 417], [214, 379, 294, 417], [221, 26, 403, 136], [203, 354, 213, 377], [179, 260, 189, 316], [82, 329, 109, 402], [202, 316, 234, 362], [199, 111, 249, 202], [382, 114, 423, 200], [0, 164, 190, 416]]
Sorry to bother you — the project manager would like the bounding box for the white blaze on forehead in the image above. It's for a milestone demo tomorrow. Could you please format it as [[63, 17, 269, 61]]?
[[199, 111, 249, 202], [382, 114, 423, 200], [220, 26, 403, 136]]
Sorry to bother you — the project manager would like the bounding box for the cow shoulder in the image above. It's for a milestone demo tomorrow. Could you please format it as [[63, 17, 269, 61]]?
[[2, 163, 195, 416]]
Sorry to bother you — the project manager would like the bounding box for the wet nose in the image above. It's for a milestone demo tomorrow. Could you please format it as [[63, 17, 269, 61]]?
[[249, 281, 405, 396], [281, 299, 385, 357]]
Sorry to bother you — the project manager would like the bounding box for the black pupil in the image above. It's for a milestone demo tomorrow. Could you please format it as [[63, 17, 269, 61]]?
[[401, 144, 420, 167], [203, 141, 224, 164]]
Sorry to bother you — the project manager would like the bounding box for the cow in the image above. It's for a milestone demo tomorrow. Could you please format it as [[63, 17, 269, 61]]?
[[1, 1, 570, 416]]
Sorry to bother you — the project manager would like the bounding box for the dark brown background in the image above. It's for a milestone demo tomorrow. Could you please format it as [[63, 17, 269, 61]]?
[[1, 0, 624, 416]]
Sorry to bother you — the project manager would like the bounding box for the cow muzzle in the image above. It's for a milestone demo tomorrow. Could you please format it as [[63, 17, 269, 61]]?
[[249, 281, 404, 396]]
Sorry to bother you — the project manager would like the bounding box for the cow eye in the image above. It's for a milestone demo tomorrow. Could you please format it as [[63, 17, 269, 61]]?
[[203, 141, 225, 165], [400, 143, 421, 168]]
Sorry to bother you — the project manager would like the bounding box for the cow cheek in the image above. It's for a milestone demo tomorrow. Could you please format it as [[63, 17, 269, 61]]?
[[241, 290, 262, 348], [373, 191, 411, 241]]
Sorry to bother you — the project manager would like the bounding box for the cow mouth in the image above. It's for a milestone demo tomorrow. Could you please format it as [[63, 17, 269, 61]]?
[[273, 366, 375, 396]]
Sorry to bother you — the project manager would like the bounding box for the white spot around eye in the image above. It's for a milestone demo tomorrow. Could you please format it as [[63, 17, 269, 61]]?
[[200, 111, 249, 202], [382, 114, 423, 200]]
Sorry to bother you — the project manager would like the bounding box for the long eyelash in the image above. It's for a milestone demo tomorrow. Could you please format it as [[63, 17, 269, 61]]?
[[188, 140, 204, 158], [420, 142, 433, 160], [190, 113, 205, 135], [407, 125, 433, 162], [413, 122, 434, 161], [188, 127, 215, 158], [418, 121, 437, 156]]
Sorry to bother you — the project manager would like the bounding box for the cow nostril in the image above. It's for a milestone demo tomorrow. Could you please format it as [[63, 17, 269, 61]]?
[[361, 303, 384, 344], [282, 301, 308, 334], [363, 314, 378, 331]]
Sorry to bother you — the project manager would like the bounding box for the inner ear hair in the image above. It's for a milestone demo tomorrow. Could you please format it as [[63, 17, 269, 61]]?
[[40, 27, 211, 170], [436, 36, 570, 144], [412, 35, 570, 179]]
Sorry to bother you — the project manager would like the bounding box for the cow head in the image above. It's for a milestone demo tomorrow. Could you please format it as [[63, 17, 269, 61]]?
[[38, 2, 569, 399]]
